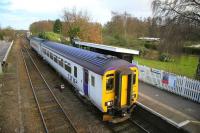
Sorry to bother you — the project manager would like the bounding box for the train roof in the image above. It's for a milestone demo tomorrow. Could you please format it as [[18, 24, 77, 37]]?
[[31, 36, 45, 42], [40, 40, 133, 75]]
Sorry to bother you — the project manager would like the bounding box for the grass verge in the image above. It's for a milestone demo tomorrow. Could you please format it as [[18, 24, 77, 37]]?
[[135, 55, 199, 78]]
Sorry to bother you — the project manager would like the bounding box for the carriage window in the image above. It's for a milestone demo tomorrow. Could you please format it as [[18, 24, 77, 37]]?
[[43, 49, 46, 54], [59, 58, 63, 66], [54, 56, 57, 63], [74, 66, 77, 78], [106, 78, 114, 91], [47, 51, 49, 57], [65, 64, 71, 73], [91, 76, 95, 87], [50, 53, 53, 59]]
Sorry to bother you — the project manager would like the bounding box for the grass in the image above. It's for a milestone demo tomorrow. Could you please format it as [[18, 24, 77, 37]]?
[[135, 55, 199, 78]]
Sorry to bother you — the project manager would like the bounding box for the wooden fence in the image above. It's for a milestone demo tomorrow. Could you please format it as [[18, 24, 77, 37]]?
[[137, 65, 200, 103]]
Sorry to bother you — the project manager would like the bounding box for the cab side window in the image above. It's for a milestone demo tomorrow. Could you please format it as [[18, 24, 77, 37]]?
[[106, 75, 114, 91]]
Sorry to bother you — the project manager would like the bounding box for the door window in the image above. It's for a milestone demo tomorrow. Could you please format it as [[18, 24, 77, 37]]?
[[91, 76, 95, 87], [84, 71, 88, 84], [74, 66, 77, 78]]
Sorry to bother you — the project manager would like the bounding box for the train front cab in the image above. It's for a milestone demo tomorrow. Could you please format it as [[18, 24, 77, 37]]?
[[102, 66, 138, 122]]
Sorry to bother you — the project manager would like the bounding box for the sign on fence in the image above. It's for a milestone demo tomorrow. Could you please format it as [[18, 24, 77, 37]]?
[[168, 74, 176, 88], [162, 72, 169, 84]]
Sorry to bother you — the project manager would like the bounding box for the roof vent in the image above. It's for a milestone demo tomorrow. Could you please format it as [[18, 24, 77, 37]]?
[[96, 55, 107, 59], [106, 55, 115, 58]]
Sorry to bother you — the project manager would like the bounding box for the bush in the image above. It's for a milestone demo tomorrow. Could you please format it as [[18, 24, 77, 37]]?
[[159, 53, 173, 62], [0, 32, 3, 40], [144, 42, 158, 50], [60, 36, 70, 44], [183, 46, 200, 55], [102, 34, 128, 46], [138, 47, 148, 57], [38, 32, 61, 42], [0, 27, 15, 41]]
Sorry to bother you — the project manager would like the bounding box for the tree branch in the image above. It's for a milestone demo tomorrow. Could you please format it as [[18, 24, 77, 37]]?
[[192, 0, 200, 6]]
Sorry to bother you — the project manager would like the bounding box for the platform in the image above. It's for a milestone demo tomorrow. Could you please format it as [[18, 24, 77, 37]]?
[[0, 41, 13, 73], [138, 82, 200, 133]]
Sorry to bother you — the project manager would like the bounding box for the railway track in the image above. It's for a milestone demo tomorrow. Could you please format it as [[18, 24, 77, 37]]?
[[21, 47, 78, 133], [109, 119, 150, 133], [22, 40, 161, 133]]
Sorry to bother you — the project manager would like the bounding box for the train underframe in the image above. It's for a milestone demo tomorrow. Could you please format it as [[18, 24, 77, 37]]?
[[103, 103, 137, 123]]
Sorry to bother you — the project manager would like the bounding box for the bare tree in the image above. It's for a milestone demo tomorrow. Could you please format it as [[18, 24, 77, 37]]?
[[152, 0, 200, 54], [104, 11, 151, 39], [152, 0, 200, 23]]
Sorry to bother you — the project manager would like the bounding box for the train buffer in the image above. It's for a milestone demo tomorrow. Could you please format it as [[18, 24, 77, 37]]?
[[138, 82, 200, 133]]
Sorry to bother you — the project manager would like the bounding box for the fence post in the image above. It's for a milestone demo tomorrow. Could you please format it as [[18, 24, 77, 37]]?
[[160, 70, 163, 89], [181, 76, 186, 97]]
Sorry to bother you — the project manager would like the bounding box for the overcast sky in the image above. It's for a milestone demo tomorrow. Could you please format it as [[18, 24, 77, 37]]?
[[0, 0, 153, 30]]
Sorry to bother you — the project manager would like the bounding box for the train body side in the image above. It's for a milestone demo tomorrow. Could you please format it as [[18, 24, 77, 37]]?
[[30, 37, 43, 55], [29, 37, 139, 121], [30, 39, 104, 111], [41, 46, 104, 111]]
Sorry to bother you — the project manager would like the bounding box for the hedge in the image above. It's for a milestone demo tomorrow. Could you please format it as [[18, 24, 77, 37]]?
[[183, 46, 200, 55]]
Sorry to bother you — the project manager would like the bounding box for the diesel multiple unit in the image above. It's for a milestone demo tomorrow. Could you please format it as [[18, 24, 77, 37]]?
[[30, 37, 139, 121]]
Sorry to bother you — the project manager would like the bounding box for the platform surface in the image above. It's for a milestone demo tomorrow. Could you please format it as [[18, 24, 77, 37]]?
[[0, 41, 11, 62], [138, 82, 200, 132]]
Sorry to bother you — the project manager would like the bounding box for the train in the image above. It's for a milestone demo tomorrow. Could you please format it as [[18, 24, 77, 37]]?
[[29, 37, 139, 122]]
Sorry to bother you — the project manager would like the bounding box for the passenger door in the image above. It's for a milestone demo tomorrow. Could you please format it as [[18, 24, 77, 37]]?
[[83, 69, 89, 96]]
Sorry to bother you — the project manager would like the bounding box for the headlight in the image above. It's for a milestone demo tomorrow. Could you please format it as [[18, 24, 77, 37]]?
[[132, 94, 136, 101], [105, 101, 113, 106]]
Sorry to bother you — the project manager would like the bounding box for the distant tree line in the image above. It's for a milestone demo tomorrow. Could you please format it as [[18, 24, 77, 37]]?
[[29, 5, 200, 54], [29, 8, 102, 44], [104, 12, 159, 38], [0, 26, 15, 41], [30, 10, 160, 45], [29, 20, 54, 35], [102, 11, 160, 47]]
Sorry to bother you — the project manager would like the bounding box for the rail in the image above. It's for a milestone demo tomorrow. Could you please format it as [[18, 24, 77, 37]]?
[[21, 47, 79, 133], [129, 119, 150, 133], [109, 119, 150, 133]]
